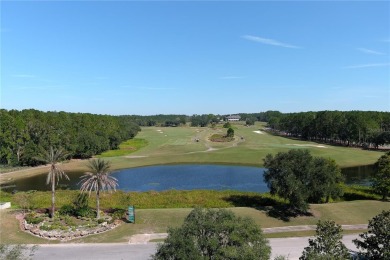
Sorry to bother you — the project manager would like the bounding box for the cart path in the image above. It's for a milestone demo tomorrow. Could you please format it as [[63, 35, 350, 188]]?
[[127, 224, 368, 244]]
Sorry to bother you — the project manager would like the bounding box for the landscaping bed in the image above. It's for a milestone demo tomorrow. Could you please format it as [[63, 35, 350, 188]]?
[[19, 210, 123, 241], [209, 134, 234, 142]]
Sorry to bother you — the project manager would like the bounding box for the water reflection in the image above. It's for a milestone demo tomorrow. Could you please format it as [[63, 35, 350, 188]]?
[[3, 164, 375, 192], [341, 165, 374, 186]]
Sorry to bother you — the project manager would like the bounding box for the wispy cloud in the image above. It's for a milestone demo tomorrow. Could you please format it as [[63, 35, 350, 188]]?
[[343, 63, 390, 69], [219, 76, 245, 80], [356, 48, 385, 55], [242, 35, 301, 49], [11, 74, 36, 78]]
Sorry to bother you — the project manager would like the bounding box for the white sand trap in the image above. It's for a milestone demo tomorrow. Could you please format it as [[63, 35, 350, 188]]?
[[156, 129, 162, 132], [125, 155, 148, 158], [288, 144, 327, 148], [253, 130, 264, 134]]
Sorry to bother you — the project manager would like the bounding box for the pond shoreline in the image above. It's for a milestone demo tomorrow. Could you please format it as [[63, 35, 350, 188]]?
[[1, 163, 374, 192]]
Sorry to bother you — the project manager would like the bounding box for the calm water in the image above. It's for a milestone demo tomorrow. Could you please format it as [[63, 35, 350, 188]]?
[[2, 164, 374, 192]]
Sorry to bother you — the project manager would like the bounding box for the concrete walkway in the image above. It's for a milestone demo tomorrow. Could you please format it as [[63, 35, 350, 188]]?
[[32, 234, 361, 260], [126, 224, 368, 244]]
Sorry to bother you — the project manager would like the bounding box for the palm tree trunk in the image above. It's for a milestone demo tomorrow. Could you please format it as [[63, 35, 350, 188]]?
[[51, 174, 55, 218], [96, 189, 100, 219]]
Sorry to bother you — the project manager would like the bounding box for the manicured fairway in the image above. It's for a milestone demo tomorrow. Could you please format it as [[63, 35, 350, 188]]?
[[106, 122, 385, 168], [0, 122, 384, 184]]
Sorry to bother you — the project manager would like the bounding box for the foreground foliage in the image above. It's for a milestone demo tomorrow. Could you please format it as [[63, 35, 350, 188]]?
[[353, 210, 390, 259], [153, 208, 271, 260], [300, 220, 349, 260], [0, 244, 38, 260]]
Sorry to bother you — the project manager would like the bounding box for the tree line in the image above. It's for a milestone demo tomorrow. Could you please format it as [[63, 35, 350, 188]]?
[[266, 110, 390, 149], [0, 109, 140, 166]]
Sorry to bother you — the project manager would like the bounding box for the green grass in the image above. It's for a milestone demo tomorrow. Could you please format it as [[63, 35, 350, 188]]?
[[97, 138, 148, 157], [1, 123, 385, 185], [2, 201, 388, 244], [1, 122, 388, 244], [9, 190, 285, 210], [103, 123, 384, 169]]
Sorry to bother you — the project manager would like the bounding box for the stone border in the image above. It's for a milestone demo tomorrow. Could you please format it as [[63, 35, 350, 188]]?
[[17, 213, 121, 241]]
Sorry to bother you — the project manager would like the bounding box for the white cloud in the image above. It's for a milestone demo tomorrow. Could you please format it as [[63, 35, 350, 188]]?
[[343, 63, 390, 69], [356, 48, 385, 55], [241, 35, 301, 49]]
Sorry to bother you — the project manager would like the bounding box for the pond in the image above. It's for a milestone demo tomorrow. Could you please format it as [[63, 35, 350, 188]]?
[[2, 164, 375, 192]]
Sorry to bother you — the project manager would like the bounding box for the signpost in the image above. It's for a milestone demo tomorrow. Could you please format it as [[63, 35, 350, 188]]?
[[128, 206, 135, 223]]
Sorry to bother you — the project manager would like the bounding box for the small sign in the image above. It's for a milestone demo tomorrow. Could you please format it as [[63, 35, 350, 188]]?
[[128, 206, 135, 223]]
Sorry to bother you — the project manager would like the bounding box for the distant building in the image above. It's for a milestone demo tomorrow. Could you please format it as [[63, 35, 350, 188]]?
[[226, 115, 241, 121]]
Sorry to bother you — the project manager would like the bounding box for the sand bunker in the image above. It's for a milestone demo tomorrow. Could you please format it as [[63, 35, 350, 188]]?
[[125, 155, 148, 158], [253, 130, 264, 134], [288, 144, 327, 148]]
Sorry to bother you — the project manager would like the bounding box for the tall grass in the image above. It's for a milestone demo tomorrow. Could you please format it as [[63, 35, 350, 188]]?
[[8, 184, 383, 211], [9, 190, 285, 210]]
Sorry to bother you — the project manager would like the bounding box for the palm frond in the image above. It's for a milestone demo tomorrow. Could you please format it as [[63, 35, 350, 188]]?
[[79, 159, 118, 195]]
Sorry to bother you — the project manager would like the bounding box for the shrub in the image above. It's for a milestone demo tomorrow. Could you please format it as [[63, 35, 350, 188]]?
[[110, 208, 126, 220], [25, 213, 44, 225], [59, 205, 74, 216], [75, 207, 94, 218], [97, 218, 105, 224]]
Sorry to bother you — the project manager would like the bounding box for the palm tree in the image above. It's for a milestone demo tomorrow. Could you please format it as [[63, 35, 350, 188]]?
[[43, 147, 69, 218], [79, 159, 118, 219]]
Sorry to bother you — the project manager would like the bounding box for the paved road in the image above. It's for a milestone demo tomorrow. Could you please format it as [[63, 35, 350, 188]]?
[[32, 243, 158, 260], [32, 234, 360, 260]]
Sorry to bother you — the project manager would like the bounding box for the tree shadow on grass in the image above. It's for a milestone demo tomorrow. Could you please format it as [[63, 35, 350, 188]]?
[[224, 194, 313, 222]]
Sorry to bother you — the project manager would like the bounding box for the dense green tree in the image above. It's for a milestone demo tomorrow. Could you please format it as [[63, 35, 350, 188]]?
[[263, 150, 344, 211], [372, 152, 390, 200], [267, 110, 390, 149], [41, 147, 69, 218], [79, 159, 118, 219], [245, 117, 256, 125], [308, 158, 344, 203], [300, 220, 350, 260], [0, 109, 140, 166], [353, 210, 390, 259], [227, 127, 235, 138], [223, 122, 232, 128], [153, 208, 271, 260]]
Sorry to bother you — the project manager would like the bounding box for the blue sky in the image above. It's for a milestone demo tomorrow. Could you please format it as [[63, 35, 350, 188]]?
[[1, 1, 389, 115]]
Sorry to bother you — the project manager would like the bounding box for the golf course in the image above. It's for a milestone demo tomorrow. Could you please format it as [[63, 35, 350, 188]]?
[[1, 122, 389, 244]]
